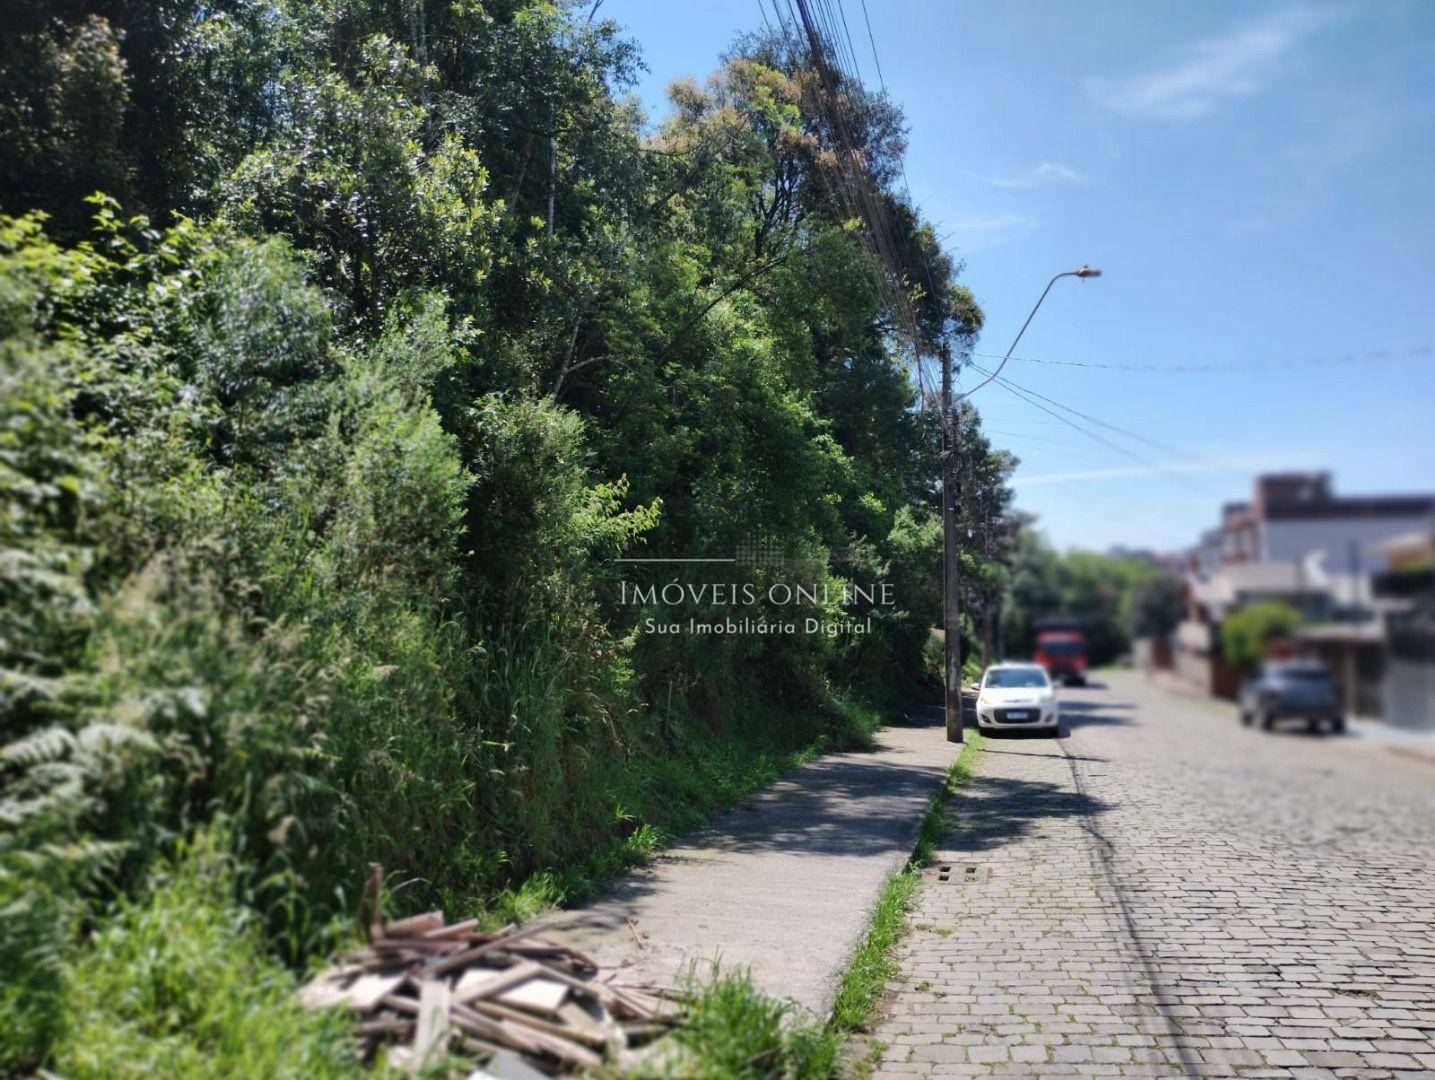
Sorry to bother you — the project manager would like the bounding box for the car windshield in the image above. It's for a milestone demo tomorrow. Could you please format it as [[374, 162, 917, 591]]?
[[985, 668, 1049, 689], [1039, 640, 1083, 656]]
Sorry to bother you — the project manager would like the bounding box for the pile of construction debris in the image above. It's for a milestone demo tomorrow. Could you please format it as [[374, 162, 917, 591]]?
[[299, 909, 677, 1076]]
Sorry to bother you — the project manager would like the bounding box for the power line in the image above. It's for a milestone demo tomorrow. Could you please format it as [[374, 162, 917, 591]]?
[[983, 429, 1126, 462], [756, 0, 776, 34], [978, 371, 1167, 467], [784, 0, 936, 411], [857, 0, 888, 89], [969, 362, 1215, 463], [815, 0, 865, 86], [977, 343, 1434, 373], [841, 0, 953, 405], [966, 362, 1219, 494]]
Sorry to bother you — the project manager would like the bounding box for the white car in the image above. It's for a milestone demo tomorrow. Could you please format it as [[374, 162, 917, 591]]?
[[972, 663, 1061, 735]]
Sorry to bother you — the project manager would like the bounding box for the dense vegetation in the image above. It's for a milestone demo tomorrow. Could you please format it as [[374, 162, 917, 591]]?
[[1003, 531, 1184, 665], [0, 0, 1016, 1071]]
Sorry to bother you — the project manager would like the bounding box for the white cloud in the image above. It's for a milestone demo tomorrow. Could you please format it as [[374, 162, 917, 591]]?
[[969, 162, 1093, 189], [1012, 454, 1302, 488], [946, 212, 1038, 252], [1084, 6, 1347, 121]]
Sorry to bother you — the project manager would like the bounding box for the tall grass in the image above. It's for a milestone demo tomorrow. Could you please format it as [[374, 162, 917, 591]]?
[[52, 827, 358, 1080], [650, 964, 847, 1080]]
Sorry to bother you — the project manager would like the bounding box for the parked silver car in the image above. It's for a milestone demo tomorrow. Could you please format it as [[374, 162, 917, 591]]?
[[1238, 660, 1345, 734]]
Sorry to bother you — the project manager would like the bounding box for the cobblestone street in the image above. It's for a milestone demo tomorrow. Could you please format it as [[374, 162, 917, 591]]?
[[873, 670, 1435, 1078]]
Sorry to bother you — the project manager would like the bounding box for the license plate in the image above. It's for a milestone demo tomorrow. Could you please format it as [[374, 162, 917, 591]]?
[[1005, 710, 1033, 721]]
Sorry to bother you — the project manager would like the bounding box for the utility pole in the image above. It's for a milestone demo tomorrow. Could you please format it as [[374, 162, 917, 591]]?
[[942, 345, 963, 743], [980, 512, 994, 671]]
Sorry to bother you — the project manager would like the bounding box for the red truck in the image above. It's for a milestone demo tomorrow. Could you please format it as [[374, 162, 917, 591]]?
[[1034, 620, 1088, 686]]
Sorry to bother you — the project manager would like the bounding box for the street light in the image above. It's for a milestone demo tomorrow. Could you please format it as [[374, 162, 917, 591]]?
[[958, 266, 1103, 404], [940, 266, 1102, 743]]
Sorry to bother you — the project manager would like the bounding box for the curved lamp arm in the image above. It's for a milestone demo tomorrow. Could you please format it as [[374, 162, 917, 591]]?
[[957, 266, 1101, 403]]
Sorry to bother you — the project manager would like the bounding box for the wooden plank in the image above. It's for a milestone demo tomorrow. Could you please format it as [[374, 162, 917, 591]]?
[[621, 1021, 671, 1041], [498, 977, 567, 1015], [298, 961, 371, 1009], [299, 977, 351, 1009], [451, 1005, 545, 1056], [455, 967, 566, 1014], [341, 972, 407, 1013], [506, 942, 597, 970], [458, 1004, 603, 1070], [456, 1006, 602, 1072], [356, 1016, 413, 1037], [533, 964, 631, 1014], [605, 984, 666, 1020], [423, 916, 479, 939], [506, 1023, 603, 1070], [555, 1000, 609, 1043], [567, 996, 627, 1051], [457, 1034, 510, 1060], [469, 999, 608, 1049], [452, 961, 543, 1006], [412, 979, 453, 1071], [602, 986, 657, 1021], [380, 992, 421, 1015], [425, 926, 542, 977], [375, 936, 462, 954], [383, 910, 445, 938]]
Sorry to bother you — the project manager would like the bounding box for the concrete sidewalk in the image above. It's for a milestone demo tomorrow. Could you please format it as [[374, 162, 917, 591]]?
[[538, 709, 958, 1016]]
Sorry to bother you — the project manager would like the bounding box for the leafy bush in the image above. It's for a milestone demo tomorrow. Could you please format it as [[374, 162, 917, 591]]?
[[0, 212, 137, 1070], [1221, 601, 1301, 671]]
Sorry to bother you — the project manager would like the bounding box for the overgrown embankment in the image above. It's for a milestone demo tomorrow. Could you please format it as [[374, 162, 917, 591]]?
[[0, 3, 1015, 1073]]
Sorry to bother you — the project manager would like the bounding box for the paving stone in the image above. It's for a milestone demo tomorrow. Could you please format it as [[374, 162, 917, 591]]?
[[871, 672, 1435, 1078]]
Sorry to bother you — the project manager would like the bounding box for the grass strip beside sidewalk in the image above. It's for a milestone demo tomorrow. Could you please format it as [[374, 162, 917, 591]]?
[[830, 730, 984, 1033]]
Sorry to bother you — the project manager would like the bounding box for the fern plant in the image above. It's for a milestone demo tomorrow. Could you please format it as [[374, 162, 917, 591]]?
[[0, 212, 155, 1069]]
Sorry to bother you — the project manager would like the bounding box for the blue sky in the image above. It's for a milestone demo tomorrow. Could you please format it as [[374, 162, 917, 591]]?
[[607, 1, 1435, 553]]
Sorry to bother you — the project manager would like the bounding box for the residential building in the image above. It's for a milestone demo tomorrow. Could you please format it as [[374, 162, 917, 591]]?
[[1235, 472, 1434, 575], [1373, 532, 1435, 732], [1176, 473, 1435, 711]]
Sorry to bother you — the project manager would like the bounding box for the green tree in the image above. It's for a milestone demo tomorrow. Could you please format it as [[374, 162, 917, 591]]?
[[1002, 532, 1176, 665], [1130, 573, 1185, 639]]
